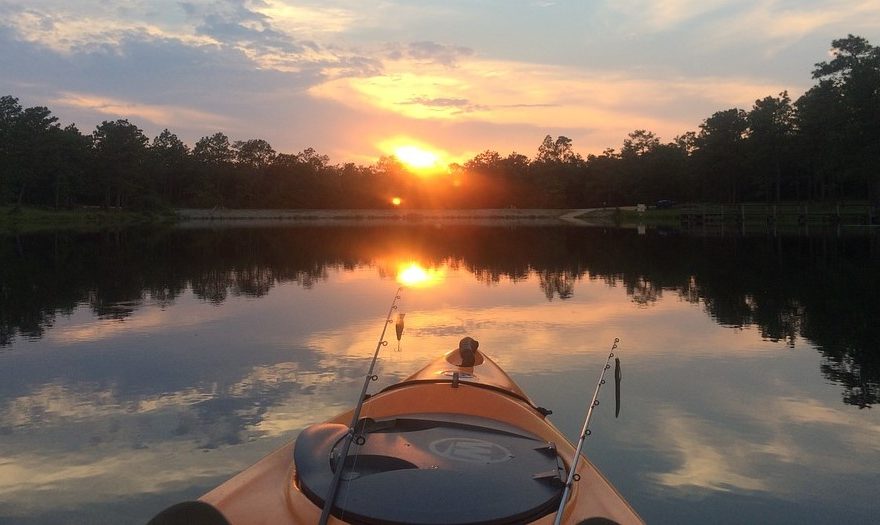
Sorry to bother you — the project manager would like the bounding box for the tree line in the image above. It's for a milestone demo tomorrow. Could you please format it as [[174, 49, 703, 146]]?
[[1, 35, 878, 210]]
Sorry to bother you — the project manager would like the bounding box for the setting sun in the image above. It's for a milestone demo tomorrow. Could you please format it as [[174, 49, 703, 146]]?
[[377, 137, 452, 175], [391, 197, 402, 206], [394, 145, 440, 170]]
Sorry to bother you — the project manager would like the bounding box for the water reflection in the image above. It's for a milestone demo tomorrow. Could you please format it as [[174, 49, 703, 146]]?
[[0, 225, 878, 524], [396, 261, 446, 287], [2, 226, 876, 408]]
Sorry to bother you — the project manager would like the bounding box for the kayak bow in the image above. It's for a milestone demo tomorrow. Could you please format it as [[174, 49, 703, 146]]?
[[149, 336, 642, 525]]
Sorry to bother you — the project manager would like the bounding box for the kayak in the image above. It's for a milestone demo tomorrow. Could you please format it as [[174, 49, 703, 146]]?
[[149, 337, 643, 525]]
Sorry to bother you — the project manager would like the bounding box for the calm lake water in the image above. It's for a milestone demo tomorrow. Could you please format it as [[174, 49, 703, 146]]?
[[1, 223, 878, 524]]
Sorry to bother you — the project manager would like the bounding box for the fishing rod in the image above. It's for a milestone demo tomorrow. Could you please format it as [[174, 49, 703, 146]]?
[[319, 286, 403, 525], [553, 338, 620, 525]]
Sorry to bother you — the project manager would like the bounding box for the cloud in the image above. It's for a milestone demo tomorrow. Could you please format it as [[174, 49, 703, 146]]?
[[52, 92, 234, 130], [302, 282, 790, 379], [0, 333, 370, 514], [248, 0, 359, 37], [310, 54, 788, 152], [605, 0, 880, 62], [769, 397, 880, 455], [609, 0, 731, 32], [401, 96, 487, 115], [643, 388, 880, 496], [44, 300, 231, 345], [649, 407, 770, 492], [195, 12, 301, 52], [705, 0, 880, 55], [607, 0, 879, 40], [1, 2, 214, 53], [0, 9, 375, 154], [2, 0, 875, 164], [0, 0, 367, 74], [404, 41, 475, 66], [405, 96, 471, 108]]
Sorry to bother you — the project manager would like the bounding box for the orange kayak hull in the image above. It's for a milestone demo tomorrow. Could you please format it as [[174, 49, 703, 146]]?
[[201, 350, 643, 525]]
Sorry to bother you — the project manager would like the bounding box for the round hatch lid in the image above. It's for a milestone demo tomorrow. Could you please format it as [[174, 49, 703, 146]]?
[[294, 416, 565, 525]]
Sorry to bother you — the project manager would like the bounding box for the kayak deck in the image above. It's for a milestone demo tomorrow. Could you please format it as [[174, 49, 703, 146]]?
[[201, 348, 643, 524], [295, 414, 565, 524]]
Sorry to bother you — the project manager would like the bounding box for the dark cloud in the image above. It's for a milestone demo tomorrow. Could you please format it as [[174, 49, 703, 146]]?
[[385, 41, 474, 66], [400, 96, 559, 117], [403, 96, 487, 114], [196, 13, 304, 54], [177, 1, 198, 16], [332, 54, 384, 77], [405, 96, 470, 107], [177, 0, 321, 57], [0, 25, 318, 138], [497, 103, 559, 108], [408, 40, 474, 65]]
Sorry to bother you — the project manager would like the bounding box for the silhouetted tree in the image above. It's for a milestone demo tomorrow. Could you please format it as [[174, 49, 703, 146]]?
[[532, 135, 585, 207], [1, 99, 60, 206], [536, 135, 580, 164], [621, 130, 660, 159], [810, 35, 880, 205], [795, 80, 847, 200], [193, 132, 234, 166], [193, 132, 234, 207], [694, 109, 749, 203], [234, 139, 276, 170], [91, 119, 150, 208], [747, 92, 795, 201], [49, 124, 92, 208], [150, 129, 191, 205]]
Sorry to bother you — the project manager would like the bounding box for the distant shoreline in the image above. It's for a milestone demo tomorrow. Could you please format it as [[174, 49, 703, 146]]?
[[0, 206, 175, 233], [3, 205, 876, 233], [174, 207, 609, 225], [0, 206, 616, 232]]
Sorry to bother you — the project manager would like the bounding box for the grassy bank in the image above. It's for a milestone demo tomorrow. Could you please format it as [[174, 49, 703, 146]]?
[[0, 206, 177, 233], [610, 207, 681, 226], [617, 202, 877, 227]]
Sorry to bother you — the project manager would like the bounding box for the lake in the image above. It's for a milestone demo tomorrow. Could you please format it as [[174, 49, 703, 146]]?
[[1, 223, 878, 524]]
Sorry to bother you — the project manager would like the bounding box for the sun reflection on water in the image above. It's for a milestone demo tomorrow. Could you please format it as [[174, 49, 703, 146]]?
[[396, 262, 445, 288]]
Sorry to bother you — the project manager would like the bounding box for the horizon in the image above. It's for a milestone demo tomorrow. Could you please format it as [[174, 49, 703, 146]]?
[[2, 1, 879, 165]]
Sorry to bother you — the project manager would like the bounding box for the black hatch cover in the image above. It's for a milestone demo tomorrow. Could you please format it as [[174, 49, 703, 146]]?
[[294, 415, 565, 525]]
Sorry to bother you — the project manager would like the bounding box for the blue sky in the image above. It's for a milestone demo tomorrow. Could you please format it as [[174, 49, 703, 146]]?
[[1, 0, 878, 164]]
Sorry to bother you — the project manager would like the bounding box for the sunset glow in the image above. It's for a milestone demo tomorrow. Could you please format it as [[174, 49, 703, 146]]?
[[3, 1, 875, 163], [391, 197, 402, 206]]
